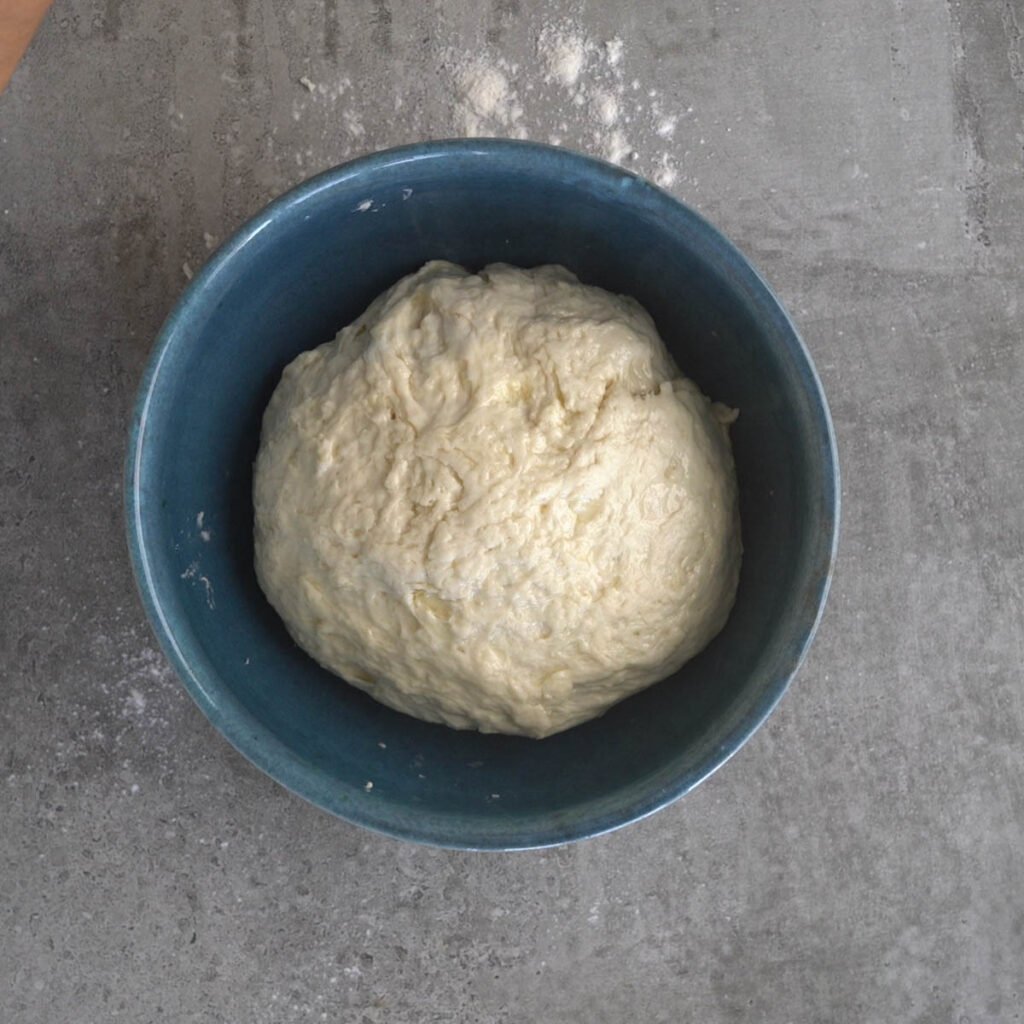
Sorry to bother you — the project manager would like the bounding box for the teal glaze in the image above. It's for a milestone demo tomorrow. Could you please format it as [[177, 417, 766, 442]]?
[[125, 140, 839, 850]]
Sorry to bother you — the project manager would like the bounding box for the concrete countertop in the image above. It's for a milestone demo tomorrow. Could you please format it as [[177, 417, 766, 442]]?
[[2, 1, 1022, 1020]]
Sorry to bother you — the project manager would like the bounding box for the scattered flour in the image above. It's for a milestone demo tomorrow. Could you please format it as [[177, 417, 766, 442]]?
[[591, 90, 619, 128], [654, 153, 679, 189], [453, 60, 526, 138], [181, 561, 216, 609], [537, 25, 589, 88], [602, 129, 632, 165], [291, 22, 689, 193], [26, 629, 198, 800], [656, 115, 678, 140], [342, 110, 364, 138]]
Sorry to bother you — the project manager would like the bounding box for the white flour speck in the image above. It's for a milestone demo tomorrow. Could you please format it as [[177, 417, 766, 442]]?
[[603, 37, 624, 67], [592, 90, 619, 127], [296, 24, 684, 213], [342, 110, 364, 137], [654, 154, 679, 188], [181, 561, 215, 608], [538, 25, 589, 88], [453, 61, 524, 138], [603, 129, 632, 165], [656, 115, 678, 139]]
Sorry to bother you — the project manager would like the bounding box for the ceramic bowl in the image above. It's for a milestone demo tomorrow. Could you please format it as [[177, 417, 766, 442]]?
[[126, 140, 839, 849]]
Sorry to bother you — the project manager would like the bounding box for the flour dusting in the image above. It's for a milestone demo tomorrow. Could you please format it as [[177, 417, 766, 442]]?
[[603, 37, 624, 67], [537, 25, 589, 88], [592, 90, 619, 128], [290, 21, 690, 194], [453, 59, 526, 138]]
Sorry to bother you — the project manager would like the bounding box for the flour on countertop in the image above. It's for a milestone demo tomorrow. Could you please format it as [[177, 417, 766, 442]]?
[[181, 560, 215, 609], [195, 510, 211, 542], [603, 37, 624, 67], [537, 24, 589, 88], [530, 20, 680, 175], [342, 110, 364, 138], [656, 115, 678, 140], [654, 154, 679, 189], [288, 22, 690, 196], [12, 625, 209, 801], [453, 59, 526, 138], [591, 89, 619, 128], [603, 130, 632, 165]]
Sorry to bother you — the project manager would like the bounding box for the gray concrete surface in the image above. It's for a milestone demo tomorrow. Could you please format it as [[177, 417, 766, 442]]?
[[2, 0, 1023, 1020]]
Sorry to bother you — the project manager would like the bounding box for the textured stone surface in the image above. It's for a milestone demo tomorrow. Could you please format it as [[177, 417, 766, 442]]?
[[2, 1, 1023, 1020]]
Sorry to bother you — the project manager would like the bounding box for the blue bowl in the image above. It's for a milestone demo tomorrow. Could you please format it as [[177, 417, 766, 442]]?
[[126, 140, 839, 850]]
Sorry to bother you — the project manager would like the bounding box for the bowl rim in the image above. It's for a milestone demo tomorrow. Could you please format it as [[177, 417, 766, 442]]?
[[125, 138, 840, 851]]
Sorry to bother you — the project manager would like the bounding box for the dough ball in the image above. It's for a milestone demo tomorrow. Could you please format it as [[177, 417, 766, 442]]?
[[254, 262, 741, 738]]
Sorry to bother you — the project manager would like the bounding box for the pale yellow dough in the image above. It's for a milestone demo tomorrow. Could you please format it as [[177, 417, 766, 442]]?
[[254, 262, 741, 738]]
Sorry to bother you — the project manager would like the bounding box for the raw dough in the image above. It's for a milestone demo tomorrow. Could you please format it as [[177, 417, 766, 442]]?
[[254, 262, 740, 738]]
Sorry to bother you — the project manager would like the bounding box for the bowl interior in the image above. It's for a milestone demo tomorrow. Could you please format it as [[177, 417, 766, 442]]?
[[128, 141, 837, 849]]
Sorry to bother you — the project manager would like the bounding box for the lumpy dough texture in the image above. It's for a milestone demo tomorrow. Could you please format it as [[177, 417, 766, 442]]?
[[254, 262, 741, 738]]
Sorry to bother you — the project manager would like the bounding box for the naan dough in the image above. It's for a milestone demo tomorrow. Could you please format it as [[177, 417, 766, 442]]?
[[254, 262, 740, 738]]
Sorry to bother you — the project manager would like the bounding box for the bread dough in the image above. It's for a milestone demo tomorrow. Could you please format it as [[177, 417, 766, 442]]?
[[254, 262, 741, 738]]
